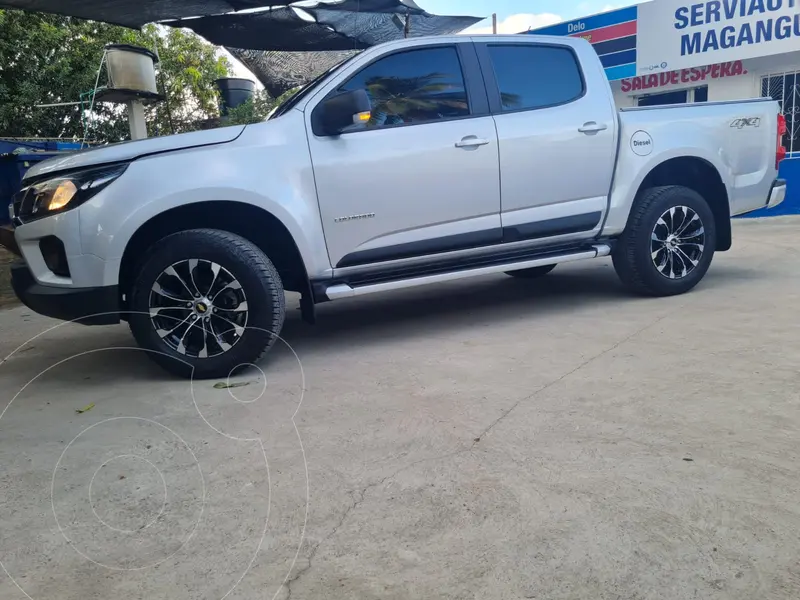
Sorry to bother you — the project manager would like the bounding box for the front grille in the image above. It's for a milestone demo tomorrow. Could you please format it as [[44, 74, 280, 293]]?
[[11, 186, 34, 223], [11, 184, 46, 224]]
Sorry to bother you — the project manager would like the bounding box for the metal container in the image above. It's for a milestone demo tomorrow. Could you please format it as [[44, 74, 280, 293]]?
[[215, 78, 256, 115], [105, 44, 159, 95]]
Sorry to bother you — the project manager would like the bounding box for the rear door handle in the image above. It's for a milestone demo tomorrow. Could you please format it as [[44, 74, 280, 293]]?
[[455, 136, 490, 148], [578, 122, 608, 134]]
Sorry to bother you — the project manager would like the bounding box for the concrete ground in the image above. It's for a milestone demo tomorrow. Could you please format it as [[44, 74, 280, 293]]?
[[1, 217, 800, 600]]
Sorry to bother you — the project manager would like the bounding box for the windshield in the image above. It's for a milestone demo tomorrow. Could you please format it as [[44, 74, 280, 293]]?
[[269, 54, 359, 120]]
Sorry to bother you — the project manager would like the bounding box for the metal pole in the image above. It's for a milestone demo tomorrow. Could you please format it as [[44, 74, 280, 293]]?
[[404, 12, 411, 38], [153, 37, 175, 135], [492, 13, 497, 34], [127, 100, 148, 140], [34, 101, 83, 108]]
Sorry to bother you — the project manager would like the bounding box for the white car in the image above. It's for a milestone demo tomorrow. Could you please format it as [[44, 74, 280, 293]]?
[[2, 35, 787, 378]]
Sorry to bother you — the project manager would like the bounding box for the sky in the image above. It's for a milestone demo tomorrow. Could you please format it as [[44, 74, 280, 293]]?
[[418, 0, 646, 33]]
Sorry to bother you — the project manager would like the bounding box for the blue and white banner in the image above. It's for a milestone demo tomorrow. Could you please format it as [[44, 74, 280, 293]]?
[[531, 6, 638, 80], [637, 0, 800, 74]]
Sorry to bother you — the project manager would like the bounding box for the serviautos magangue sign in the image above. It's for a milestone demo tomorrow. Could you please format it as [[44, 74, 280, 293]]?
[[636, 0, 800, 73]]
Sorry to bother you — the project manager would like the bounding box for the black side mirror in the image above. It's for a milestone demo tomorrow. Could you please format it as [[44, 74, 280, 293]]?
[[313, 89, 372, 136]]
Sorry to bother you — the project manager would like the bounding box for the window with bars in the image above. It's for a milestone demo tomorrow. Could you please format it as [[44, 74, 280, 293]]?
[[761, 72, 800, 154]]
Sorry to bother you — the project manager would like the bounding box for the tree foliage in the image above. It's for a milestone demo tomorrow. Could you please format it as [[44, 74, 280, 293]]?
[[225, 88, 300, 126], [0, 9, 232, 143]]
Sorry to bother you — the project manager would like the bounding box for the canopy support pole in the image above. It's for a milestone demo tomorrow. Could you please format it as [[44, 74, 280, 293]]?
[[127, 100, 148, 140]]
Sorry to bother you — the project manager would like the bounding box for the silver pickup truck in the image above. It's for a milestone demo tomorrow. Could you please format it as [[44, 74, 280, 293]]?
[[2, 34, 787, 378]]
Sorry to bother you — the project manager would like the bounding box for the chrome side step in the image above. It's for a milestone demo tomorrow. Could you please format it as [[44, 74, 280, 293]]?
[[325, 244, 611, 300]]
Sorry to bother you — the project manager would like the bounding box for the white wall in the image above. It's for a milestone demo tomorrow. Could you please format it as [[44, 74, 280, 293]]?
[[608, 53, 800, 108]]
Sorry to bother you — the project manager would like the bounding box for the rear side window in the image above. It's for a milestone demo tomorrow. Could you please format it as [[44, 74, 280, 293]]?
[[487, 45, 584, 112], [339, 46, 471, 128]]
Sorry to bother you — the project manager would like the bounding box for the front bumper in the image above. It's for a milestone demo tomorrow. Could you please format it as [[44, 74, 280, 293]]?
[[767, 178, 787, 209], [10, 261, 119, 325]]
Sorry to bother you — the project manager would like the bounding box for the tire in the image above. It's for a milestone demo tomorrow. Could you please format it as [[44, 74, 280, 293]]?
[[505, 265, 556, 279], [128, 229, 286, 379], [613, 185, 716, 296]]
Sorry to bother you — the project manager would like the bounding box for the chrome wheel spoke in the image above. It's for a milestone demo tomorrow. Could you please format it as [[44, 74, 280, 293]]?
[[208, 316, 233, 352], [156, 313, 194, 339], [176, 318, 201, 355], [651, 205, 705, 281], [149, 259, 248, 359], [675, 245, 699, 269], [149, 305, 191, 318], [216, 300, 248, 314], [213, 312, 245, 338], [198, 321, 210, 359], [675, 214, 700, 237], [188, 259, 201, 298], [165, 265, 198, 299], [671, 249, 689, 278], [211, 279, 243, 302], [151, 281, 187, 302], [206, 262, 222, 297]]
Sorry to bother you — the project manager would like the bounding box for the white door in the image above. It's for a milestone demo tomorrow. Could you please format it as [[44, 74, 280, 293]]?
[[479, 42, 617, 242], [306, 44, 502, 269]]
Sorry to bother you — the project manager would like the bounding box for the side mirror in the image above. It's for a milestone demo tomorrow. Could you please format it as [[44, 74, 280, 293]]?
[[313, 89, 372, 136]]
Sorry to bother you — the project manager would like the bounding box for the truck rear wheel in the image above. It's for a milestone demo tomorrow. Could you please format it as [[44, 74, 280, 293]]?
[[128, 229, 285, 379], [613, 185, 716, 296]]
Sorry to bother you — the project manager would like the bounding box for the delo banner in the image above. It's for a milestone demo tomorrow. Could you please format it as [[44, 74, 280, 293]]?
[[637, 0, 800, 73], [531, 5, 639, 80]]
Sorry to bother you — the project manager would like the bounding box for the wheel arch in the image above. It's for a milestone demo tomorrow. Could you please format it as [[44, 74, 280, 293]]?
[[635, 156, 731, 251], [118, 201, 310, 309]]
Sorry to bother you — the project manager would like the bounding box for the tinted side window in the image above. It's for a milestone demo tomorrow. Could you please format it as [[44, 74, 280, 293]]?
[[339, 46, 470, 128], [487, 45, 584, 112]]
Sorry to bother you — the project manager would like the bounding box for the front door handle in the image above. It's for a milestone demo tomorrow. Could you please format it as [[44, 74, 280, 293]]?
[[578, 122, 608, 135], [455, 136, 490, 149]]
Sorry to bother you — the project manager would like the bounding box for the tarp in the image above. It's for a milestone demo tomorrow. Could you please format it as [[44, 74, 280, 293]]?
[[228, 47, 357, 97], [178, 7, 481, 51], [224, 6, 482, 95], [0, 0, 429, 28], [0, 0, 288, 28]]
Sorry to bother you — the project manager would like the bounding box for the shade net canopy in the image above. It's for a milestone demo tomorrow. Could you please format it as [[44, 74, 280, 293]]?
[[178, 6, 481, 51], [225, 5, 481, 96], [228, 47, 357, 98], [0, 0, 290, 28]]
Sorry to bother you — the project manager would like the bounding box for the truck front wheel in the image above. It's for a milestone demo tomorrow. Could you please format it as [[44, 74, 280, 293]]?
[[128, 229, 286, 379], [613, 185, 717, 296]]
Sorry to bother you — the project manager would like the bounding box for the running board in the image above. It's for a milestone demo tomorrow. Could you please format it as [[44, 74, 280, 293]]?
[[325, 244, 611, 300]]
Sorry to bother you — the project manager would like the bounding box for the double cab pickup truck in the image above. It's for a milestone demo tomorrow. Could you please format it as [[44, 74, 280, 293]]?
[[1, 35, 787, 378]]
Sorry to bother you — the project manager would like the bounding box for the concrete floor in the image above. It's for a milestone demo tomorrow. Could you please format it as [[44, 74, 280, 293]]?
[[1, 217, 800, 600]]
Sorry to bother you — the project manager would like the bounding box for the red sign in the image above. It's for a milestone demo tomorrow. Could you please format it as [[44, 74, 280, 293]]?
[[620, 61, 747, 93]]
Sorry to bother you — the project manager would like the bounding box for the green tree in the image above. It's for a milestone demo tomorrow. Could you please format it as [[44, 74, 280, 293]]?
[[225, 87, 300, 126], [0, 9, 232, 143]]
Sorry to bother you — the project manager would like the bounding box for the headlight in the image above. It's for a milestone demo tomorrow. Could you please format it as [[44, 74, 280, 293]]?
[[18, 163, 128, 222], [35, 179, 78, 213]]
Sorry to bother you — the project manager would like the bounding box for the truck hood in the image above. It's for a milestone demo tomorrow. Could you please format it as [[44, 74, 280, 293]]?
[[24, 125, 246, 180]]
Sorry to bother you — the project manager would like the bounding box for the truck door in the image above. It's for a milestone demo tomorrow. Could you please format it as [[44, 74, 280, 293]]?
[[306, 42, 502, 270], [475, 41, 617, 243]]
